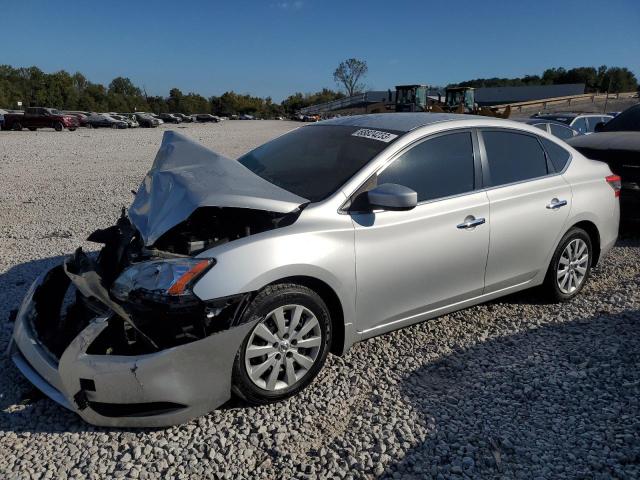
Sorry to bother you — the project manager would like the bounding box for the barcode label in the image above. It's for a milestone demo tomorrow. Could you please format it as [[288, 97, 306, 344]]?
[[351, 128, 398, 143]]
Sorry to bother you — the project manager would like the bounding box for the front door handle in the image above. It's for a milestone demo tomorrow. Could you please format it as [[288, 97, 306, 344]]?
[[546, 198, 568, 209], [457, 216, 486, 229]]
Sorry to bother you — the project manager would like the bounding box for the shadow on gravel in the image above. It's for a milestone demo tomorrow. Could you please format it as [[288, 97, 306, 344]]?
[[383, 309, 640, 479]]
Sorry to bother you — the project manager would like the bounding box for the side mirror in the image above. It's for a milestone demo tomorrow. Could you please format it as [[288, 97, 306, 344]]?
[[367, 183, 417, 211], [594, 122, 605, 133]]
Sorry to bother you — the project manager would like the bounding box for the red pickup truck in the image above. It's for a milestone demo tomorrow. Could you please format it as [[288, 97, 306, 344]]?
[[2, 107, 79, 131]]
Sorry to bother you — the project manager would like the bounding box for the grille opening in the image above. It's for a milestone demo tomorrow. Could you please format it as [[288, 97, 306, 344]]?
[[88, 401, 186, 418]]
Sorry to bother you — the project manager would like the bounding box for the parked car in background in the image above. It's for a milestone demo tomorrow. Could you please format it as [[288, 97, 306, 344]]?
[[109, 114, 138, 128], [10, 114, 619, 427], [594, 104, 640, 132], [173, 113, 193, 123], [158, 113, 182, 124], [2, 107, 79, 131], [532, 113, 613, 135], [513, 118, 580, 140], [150, 114, 165, 125], [568, 132, 640, 221], [131, 113, 160, 128], [195, 114, 220, 123], [85, 114, 128, 129], [71, 113, 90, 128]]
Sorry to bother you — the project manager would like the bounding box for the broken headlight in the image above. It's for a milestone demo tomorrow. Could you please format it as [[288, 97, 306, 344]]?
[[111, 258, 213, 301]]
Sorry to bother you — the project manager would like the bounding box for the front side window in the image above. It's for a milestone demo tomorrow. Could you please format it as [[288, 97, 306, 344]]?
[[549, 123, 575, 140], [239, 125, 400, 202], [482, 130, 548, 187], [377, 132, 475, 203]]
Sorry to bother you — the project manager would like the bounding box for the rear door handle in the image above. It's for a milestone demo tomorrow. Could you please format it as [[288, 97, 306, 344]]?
[[457, 216, 486, 229], [546, 198, 568, 209]]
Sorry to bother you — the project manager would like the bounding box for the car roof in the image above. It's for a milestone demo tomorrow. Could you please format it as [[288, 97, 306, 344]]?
[[318, 113, 484, 133], [513, 118, 577, 128]]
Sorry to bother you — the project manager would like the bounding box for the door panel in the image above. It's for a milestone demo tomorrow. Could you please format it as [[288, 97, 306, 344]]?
[[484, 175, 572, 292], [353, 192, 490, 334]]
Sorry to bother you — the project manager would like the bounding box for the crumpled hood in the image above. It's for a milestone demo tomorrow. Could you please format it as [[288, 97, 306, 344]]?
[[129, 131, 308, 246]]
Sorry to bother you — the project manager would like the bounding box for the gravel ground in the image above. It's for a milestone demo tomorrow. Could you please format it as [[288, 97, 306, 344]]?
[[1, 122, 639, 479]]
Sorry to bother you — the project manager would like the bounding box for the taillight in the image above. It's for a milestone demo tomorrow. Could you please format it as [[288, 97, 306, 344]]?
[[606, 174, 621, 197]]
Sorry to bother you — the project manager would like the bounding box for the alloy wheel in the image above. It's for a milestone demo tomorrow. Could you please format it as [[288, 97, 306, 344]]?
[[244, 304, 322, 391], [556, 238, 589, 294]]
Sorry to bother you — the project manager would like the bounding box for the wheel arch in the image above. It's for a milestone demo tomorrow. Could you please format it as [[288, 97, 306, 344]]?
[[568, 220, 601, 266], [265, 275, 346, 356]]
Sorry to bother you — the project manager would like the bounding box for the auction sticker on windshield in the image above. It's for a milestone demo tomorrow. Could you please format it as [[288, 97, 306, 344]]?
[[351, 128, 398, 143]]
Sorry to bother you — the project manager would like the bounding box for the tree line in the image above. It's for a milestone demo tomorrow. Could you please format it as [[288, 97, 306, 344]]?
[[451, 65, 638, 93], [1, 63, 637, 116], [0, 65, 345, 117]]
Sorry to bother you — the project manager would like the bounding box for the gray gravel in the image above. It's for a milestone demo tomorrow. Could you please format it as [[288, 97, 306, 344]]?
[[1, 122, 639, 479]]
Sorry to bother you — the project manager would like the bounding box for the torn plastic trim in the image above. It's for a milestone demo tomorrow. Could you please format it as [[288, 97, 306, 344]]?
[[11, 287, 260, 426], [63, 248, 160, 351], [129, 131, 309, 246]]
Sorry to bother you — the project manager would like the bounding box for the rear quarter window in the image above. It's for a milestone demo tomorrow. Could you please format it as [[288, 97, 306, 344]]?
[[540, 138, 571, 172]]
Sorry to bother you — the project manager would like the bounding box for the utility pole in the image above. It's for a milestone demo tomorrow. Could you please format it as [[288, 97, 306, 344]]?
[[603, 77, 612, 114]]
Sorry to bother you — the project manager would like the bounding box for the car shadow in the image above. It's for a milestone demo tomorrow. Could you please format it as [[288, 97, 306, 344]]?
[[379, 308, 640, 479]]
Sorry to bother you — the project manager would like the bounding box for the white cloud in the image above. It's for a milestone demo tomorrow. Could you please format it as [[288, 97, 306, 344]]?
[[271, 1, 304, 9]]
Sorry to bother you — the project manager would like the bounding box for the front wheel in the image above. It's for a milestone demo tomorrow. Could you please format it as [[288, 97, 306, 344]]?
[[543, 227, 592, 302], [232, 283, 331, 404], [54, 122, 64, 131]]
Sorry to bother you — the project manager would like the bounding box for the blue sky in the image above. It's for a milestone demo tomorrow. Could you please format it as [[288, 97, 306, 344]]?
[[2, 0, 639, 101]]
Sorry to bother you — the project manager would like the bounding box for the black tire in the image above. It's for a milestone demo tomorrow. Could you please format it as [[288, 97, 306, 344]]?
[[12, 122, 22, 131], [54, 122, 64, 132], [69, 128, 76, 132], [543, 227, 593, 302], [28, 127, 37, 131], [232, 283, 332, 405]]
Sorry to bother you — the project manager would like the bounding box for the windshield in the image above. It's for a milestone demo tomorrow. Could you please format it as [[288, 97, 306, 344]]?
[[238, 125, 401, 202]]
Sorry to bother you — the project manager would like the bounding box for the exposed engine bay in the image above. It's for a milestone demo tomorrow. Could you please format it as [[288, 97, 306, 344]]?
[[27, 130, 309, 359], [33, 206, 301, 359]]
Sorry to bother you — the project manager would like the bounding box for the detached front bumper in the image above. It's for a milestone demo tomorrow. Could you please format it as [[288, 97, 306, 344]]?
[[9, 266, 255, 428]]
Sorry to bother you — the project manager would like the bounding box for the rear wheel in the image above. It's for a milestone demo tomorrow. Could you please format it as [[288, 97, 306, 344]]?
[[232, 283, 331, 404], [544, 227, 592, 302], [12, 122, 22, 131], [54, 122, 64, 131]]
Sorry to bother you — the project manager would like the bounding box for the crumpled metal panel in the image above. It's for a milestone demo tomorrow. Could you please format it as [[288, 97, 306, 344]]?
[[129, 130, 308, 246], [11, 265, 258, 427]]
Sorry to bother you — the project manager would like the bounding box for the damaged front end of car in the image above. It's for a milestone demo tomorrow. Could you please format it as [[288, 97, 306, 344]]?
[[9, 131, 309, 427]]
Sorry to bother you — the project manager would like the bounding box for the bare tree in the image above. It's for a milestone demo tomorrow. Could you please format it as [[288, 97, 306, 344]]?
[[333, 58, 368, 97]]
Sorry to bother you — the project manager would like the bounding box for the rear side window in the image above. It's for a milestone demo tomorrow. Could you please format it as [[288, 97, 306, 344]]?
[[541, 138, 571, 172], [586, 117, 603, 132], [549, 123, 575, 140], [572, 117, 588, 134], [482, 131, 548, 187], [377, 132, 475, 202]]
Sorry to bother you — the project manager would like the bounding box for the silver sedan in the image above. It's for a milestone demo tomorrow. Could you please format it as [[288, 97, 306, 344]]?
[[10, 113, 620, 426]]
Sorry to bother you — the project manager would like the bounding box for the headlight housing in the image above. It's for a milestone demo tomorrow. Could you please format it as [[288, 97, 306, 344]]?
[[111, 258, 213, 302]]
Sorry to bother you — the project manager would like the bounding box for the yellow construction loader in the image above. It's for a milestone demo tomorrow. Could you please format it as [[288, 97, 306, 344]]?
[[395, 85, 510, 118], [430, 86, 511, 118]]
